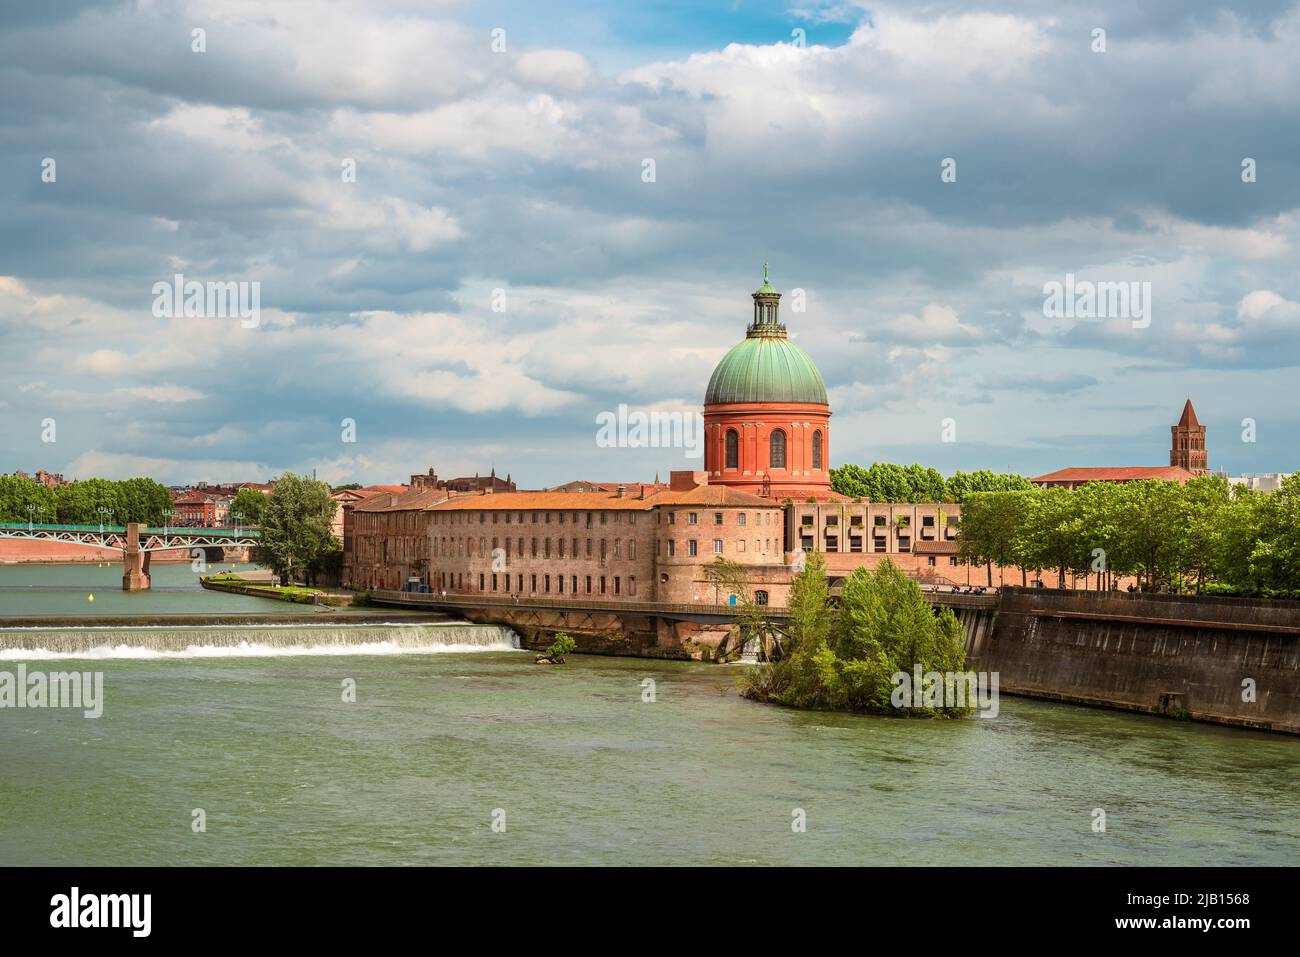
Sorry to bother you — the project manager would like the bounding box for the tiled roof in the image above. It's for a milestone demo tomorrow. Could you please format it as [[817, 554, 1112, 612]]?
[[1030, 466, 1196, 484], [1177, 399, 1200, 428], [913, 540, 958, 554], [425, 485, 780, 512], [643, 485, 780, 507], [353, 488, 448, 512], [429, 490, 653, 511]]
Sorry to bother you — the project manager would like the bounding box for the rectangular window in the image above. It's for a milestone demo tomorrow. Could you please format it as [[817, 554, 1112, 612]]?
[[950, 557, 958, 566], [530, 574, 537, 592], [585, 575, 592, 594], [558, 575, 564, 594], [614, 576, 620, 595], [629, 540, 635, 560], [544, 574, 551, 592], [688, 540, 698, 557], [738, 513, 746, 526], [600, 576, 607, 594], [586, 538, 592, 558], [572, 575, 578, 593], [492, 573, 498, 591], [668, 512, 676, 525], [927, 557, 936, 567], [668, 540, 676, 557], [714, 512, 723, 525], [629, 576, 636, 597], [713, 539, 723, 555], [688, 513, 698, 525]]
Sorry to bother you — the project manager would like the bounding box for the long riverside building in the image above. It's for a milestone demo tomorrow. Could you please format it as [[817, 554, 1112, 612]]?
[[348, 471, 790, 603]]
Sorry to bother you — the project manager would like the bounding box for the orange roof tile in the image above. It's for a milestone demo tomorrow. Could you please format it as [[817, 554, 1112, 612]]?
[[353, 488, 448, 512], [1030, 466, 1196, 484]]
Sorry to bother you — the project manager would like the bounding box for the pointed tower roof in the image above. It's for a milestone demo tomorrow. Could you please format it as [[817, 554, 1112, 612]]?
[[1178, 399, 1200, 428]]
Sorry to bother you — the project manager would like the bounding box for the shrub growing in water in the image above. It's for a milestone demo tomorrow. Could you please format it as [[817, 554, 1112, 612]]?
[[741, 556, 969, 716]]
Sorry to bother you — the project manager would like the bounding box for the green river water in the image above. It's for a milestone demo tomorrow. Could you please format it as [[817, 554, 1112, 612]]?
[[1, 565, 1298, 866]]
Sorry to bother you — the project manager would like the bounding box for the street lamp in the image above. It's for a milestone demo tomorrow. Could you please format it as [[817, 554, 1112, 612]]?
[[97, 506, 113, 540], [26, 503, 43, 531], [231, 510, 242, 536], [163, 509, 172, 538]]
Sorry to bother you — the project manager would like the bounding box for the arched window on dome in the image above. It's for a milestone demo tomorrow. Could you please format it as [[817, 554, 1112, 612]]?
[[770, 429, 787, 469], [725, 429, 739, 469], [812, 431, 823, 470]]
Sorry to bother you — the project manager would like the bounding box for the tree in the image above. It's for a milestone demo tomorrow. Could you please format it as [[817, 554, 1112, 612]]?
[[957, 490, 1030, 586], [230, 487, 268, 526], [707, 557, 774, 658], [257, 473, 338, 586], [944, 470, 1035, 504], [0, 475, 57, 524], [743, 559, 969, 716], [116, 477, 172, 524]]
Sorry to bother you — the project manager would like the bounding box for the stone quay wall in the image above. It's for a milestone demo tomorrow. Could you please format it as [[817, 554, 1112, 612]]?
[[969, 587, 1300, 734]]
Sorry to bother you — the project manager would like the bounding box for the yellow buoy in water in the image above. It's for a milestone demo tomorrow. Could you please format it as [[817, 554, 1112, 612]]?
[[87, 594, 94, 602]]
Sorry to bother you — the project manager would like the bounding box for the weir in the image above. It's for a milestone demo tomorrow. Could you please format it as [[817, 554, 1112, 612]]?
[[0, 621, 520, 657]]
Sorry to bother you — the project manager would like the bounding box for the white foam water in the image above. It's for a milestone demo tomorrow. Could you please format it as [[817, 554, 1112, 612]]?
[[0, 622, 521, 660]]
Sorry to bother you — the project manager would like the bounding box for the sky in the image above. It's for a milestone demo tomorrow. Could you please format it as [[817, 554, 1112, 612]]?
[[2, 0, 1298, 488]]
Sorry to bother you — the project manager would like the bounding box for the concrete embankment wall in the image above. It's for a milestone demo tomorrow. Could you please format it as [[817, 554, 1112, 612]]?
[[968, 587, 1300, 734]]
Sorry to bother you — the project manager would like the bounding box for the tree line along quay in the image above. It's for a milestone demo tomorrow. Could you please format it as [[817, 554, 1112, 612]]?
[[957, 475, 1300, 596]]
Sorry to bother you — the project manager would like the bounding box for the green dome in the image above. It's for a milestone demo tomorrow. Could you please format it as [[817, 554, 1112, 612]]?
[[705, 332, 829, 406]]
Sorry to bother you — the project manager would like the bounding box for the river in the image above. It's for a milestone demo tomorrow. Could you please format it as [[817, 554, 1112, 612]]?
[[1, 564, 1298, 865]]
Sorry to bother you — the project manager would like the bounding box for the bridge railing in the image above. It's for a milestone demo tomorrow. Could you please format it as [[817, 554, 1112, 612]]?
[[0, 522, 258, 538]]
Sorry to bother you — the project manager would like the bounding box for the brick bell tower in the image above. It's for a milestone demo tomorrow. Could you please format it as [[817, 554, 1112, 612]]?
[[1171, 399, 1209, 476]]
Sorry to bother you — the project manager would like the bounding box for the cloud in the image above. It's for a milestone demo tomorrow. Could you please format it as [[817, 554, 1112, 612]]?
[[3, 1, 1300, 483]]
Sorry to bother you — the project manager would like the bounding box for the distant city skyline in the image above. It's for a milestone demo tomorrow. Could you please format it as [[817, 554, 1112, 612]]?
[[3, 1, 1299, 486]]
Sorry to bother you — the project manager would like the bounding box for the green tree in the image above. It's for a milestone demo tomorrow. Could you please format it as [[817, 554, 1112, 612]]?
[[258, 473, 338, 586], [115, 477, 172, 524], [957, 490, 1030, 586], [0, 475, 58, 524], [54, 478, 122, 525], [743, 559, 969, 717], [707, 557, 774, 658], [230, 487, 268, 526], [944, 470, 1035, 503]]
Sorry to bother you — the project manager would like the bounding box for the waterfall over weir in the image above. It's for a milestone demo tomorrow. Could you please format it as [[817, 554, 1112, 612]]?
[[0, 621, 522, 660]]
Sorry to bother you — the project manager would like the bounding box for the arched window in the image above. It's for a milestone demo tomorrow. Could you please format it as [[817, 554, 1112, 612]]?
[[770, 429, 787, 469], [812, 431, 823, 470], [755, 590, 769, 606], [725, 429, 739, 469]]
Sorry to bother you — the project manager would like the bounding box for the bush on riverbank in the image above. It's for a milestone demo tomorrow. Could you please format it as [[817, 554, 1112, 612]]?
[[739, 555, 970, 717]]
